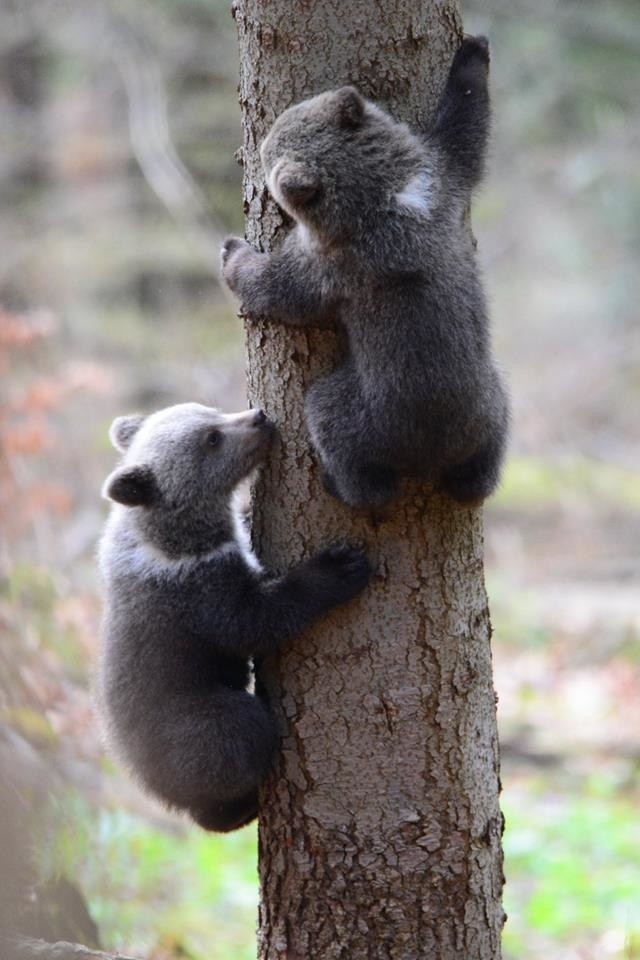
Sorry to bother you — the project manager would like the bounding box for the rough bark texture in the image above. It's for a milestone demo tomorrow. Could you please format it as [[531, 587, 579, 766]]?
[[232, 2, 504, 957]]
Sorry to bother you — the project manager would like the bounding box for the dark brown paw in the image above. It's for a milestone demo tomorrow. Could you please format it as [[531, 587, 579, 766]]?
[[450, 35, 490, 91], [315, 544, 372, 602], [459, 35, 490, 65]]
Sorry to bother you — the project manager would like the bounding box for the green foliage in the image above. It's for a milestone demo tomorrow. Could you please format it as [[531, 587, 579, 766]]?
[[44, 791, 258, 960], [42, 776, 640, 960], [487, 579, 554, 650], [3, 564, 88, 684], [495, 455, 640, 510], [502, 777, 640, 959]]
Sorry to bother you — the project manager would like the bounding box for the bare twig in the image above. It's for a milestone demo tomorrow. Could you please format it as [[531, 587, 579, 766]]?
[[108, 20, 234, 293]]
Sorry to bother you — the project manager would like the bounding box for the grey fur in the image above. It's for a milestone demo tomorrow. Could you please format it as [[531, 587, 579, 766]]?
[[98, 402, 371, 831], [222, 37, 509, 507]]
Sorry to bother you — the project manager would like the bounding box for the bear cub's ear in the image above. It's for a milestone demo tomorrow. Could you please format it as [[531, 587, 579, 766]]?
[[335, 86, 365, 129], [109, 414, 145, 452], [102, 466, 158, 507]]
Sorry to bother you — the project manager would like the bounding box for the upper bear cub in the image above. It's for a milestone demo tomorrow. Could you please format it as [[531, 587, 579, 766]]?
[[98, 403, 371, 831], [222, 36, 509, 508]]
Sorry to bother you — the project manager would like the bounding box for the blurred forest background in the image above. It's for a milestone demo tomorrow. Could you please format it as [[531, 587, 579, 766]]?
[[1, 0, 639, 958]]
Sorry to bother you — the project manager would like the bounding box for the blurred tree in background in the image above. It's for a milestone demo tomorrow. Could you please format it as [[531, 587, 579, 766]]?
[[0, 0, 639, 958]]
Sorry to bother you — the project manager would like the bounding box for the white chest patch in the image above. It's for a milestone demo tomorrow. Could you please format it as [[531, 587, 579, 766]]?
[[131, 542, 237, 578], [297, 223, 314, 251], [99, 502, 263, 581], [231, 494, 263, 573], [99, 530, 240, 581], [395, 171, 433, 215]]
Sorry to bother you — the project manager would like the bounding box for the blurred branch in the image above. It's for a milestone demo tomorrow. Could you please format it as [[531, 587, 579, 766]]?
[[8, 939, 141, 960], [108, 18, 235, 297], [0, 0, 236, 298]]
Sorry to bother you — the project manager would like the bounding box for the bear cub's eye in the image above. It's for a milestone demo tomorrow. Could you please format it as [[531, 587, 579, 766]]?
[[206, 429, 222, 448]]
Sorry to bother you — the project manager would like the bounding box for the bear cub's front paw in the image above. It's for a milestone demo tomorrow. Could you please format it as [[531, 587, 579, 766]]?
[[221, 235, 249, 265], [451, 35, 490, 89], [314, 544, 372, 604], [221, 236, 254, 291]]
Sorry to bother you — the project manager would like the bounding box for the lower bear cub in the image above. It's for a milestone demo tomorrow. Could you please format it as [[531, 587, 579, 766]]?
[[98, 402, 370, 831], [222, 37, 508, 508]]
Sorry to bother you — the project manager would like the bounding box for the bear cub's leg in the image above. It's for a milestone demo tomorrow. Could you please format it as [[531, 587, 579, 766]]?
[[306, 367, 398, 508], [164, 686, 278, 833], [432, 35, 491, 192], [322, 462, 398, 510]]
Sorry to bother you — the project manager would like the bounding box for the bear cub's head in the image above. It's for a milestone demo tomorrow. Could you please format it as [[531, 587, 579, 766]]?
[[260, 86, 424, 240], [103, 403, 273, 556]]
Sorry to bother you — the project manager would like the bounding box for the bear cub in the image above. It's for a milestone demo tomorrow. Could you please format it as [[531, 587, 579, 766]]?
[[222, 36, 509, 508], [98, 402, 371, 831]]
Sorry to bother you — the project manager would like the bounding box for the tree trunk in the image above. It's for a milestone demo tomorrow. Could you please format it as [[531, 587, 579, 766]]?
[[232, 2, 504, 958]]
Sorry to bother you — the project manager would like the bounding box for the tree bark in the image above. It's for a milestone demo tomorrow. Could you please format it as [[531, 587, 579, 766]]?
[[232, 2, 504, 958]]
